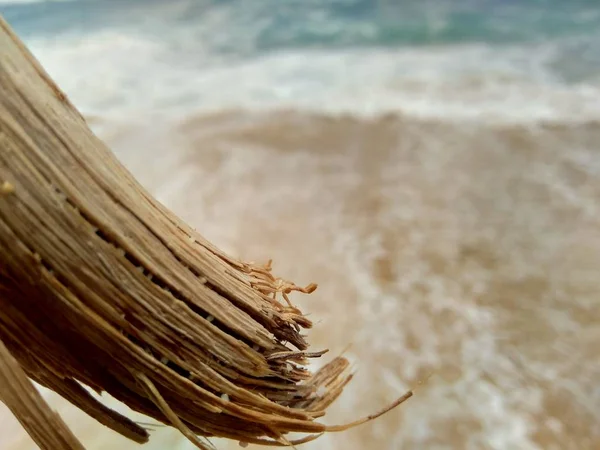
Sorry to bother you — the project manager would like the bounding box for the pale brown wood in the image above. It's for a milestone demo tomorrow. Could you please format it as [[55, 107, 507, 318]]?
[[0, 339, 85, 450], [0, 13, 351, 448], [0, 14, 410, 448]]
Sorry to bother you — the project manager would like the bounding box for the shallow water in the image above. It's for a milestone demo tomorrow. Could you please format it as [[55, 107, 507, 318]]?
[[1, 1, 600, 449]]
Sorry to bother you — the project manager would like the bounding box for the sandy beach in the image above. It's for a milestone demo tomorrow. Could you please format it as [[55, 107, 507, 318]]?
[[2, 0, 600, 448], [3, 110, 600, 449]]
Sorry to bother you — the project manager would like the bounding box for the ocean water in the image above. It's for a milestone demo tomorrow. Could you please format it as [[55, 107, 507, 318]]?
[[1, 1, 600, 449]]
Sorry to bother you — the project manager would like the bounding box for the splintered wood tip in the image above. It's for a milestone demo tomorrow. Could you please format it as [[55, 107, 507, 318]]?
[[0, 14, 412, 450]]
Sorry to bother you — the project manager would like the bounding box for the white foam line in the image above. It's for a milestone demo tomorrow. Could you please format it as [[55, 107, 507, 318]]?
[[21, 30, 600, 124]]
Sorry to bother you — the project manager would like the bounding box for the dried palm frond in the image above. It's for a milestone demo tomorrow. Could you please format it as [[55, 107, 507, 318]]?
[[0, 15, 411, 449]]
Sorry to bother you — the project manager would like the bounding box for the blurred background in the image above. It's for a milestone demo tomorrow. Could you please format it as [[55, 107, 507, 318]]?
[[1, 0, 600, 449]]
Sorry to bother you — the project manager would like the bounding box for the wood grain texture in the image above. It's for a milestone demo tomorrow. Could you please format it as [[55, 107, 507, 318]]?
[[0, 339, 85, 450], [0, 13, 385, 448]]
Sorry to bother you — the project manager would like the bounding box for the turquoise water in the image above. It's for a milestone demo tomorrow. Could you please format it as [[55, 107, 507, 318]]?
[[2, 0, 600, 118], [4, 0, 600, 48]]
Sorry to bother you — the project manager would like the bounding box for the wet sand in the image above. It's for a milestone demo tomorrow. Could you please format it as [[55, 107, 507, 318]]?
[[2, 111, 599, 449]]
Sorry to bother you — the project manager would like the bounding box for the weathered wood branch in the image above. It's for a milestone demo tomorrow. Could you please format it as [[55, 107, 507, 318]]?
[[0, 339, 85, 450], [0, 14, 410, 449]]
